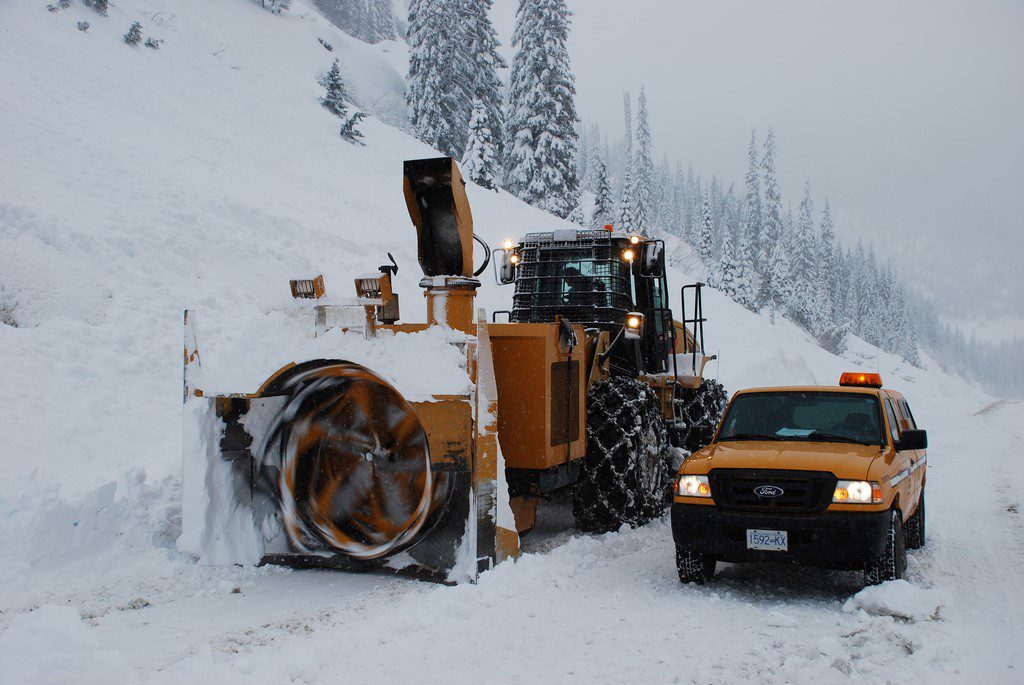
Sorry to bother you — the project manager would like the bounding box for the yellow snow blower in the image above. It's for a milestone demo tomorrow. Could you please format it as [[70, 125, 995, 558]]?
[[180, 157, 724, 583]]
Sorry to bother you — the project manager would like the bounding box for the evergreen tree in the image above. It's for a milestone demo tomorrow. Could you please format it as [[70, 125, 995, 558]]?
[[790, 182, 818, 326], [758, 128, 783, 274], [464, 0, 506, 163], [698, 187, 714, 261], [320, 59, 365, 143], [85, 0, 109, 16], [712, 220, 741, 298], [762, 239, 793, 312], [406, 0, 473, 158], [590, 157, 614, 227], [259, 0, 291, 13], [567, 202, 585, 226], [617, 166, 635, 230], [124, 22, 143, 45], [632, 86, 655, 234], [367, 0, 396, 42], [742, 129, 762, 271], [504, 0, 580, 218], [461, 98, 498, 189]]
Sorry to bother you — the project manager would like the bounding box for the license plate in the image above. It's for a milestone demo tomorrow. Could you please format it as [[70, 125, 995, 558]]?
[[746, 529, 788, 551]]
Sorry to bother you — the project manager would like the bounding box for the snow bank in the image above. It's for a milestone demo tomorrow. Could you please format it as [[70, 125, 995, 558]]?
[[843, 580, 950, 622], [0, 606, 134, 685]]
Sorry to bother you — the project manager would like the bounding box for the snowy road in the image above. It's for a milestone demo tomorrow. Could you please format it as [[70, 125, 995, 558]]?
[[4, 398, 1017, 683]]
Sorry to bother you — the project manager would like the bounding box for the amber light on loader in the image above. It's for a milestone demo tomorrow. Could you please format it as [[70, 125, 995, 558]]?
[[677, 475, 712, 498], [833, 480, 883, 504], [624, 311, 644, 340], [839, 372, 883, 388]]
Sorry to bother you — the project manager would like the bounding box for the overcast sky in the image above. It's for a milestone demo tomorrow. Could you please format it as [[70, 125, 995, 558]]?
[[491, 0, 1024, 321]]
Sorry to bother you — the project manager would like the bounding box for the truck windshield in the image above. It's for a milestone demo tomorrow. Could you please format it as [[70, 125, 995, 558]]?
[[717, 392, 884, 446]]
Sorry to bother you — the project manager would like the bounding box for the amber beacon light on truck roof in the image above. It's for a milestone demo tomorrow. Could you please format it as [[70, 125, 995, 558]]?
[[839, 372, 883, 388]]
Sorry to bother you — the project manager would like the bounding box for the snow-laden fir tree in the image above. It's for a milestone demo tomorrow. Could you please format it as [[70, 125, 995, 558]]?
[[617, 166, 635, 230], [734, 223, 759, 310], [698, 188, 714, 261], [761, 239, 793, 313], [653, 157, 673, 228], [367, 0, 396, 42], [504, 0, 580, 218], [632, 86, 655, 234], [464, 0, 506, 164], [710, 220, 736, 293], [124, 22, 143, 45], [590, 156, 614, 227], [84, 0, 109, 16], [406, 0, 474, 158], [461, 98, 498, 190], [741, 130, 762, 271], [758, 128, 783, 275], [790, 181, 818, 325], [320, 59, 365, 143], [567, 202, 585, 226]]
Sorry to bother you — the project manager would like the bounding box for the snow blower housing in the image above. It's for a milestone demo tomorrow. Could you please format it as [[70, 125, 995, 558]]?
[[180, 157, 725, 583]]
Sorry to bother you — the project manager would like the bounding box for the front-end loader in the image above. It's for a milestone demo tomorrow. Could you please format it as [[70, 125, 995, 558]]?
[[180, 157, 725, 583]]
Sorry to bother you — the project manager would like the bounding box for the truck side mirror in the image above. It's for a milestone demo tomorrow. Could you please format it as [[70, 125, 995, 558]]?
[[639, 242, 664, 277], [898, 429, 927, 451]]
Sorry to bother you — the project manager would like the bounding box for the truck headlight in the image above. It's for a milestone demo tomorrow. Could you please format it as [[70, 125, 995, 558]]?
[[833, 480, 882, 504], [676, 475, 711, 498]]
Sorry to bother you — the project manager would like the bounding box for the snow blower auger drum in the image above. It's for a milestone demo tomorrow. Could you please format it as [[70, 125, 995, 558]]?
[[263, 362, 436, 560]]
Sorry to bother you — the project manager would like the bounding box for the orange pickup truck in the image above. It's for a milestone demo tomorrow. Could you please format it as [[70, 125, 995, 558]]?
[[671, 373, 927, 586]]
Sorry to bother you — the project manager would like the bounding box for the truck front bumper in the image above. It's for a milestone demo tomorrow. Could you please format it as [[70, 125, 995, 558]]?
[[671, 503, 889, 570]]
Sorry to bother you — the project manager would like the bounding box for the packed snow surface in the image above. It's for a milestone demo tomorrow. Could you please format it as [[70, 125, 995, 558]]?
[[2, 1, 1022, 683]]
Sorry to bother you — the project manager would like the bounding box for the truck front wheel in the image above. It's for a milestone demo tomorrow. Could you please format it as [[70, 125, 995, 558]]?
[[865, 509, 907, 585], [676, 546, 716, 584]]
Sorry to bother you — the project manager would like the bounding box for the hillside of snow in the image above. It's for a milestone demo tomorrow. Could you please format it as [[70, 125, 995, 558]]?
[[1, 1, 1022, 683]]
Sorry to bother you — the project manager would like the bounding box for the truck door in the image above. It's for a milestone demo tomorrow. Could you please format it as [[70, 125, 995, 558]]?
[[883, 394, 915, 515]]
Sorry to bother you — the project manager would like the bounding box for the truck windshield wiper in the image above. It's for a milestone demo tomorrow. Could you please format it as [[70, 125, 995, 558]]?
[[718, 433, 785, 442]]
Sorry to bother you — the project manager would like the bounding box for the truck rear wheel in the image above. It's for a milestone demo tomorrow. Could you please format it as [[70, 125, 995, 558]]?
[[672, 379, 727, 453], [905, 490, 926, 549], [676, 547, 716, 584], [865, 509, 907, 585], [573, 377, 670, 534]]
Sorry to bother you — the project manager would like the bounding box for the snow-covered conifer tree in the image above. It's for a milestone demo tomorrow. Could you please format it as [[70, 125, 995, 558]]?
[[504, 0, 580, 218], [465, 0, 506, 164], [259, 0, 291, 14], [632, 86, 655, 234], [734, 226, 759, 310], [713, 222, 741, 298], [590, 157, 614, 227], [320, 59, 365, 143], [368, 0, 396, 42], [698, 188, 714, 261], [406, 0, 474, 158], [124, 22, 143, 45], [617, 166, 635, 230], [758, 128, 783, 274], [461, 99, 498, 190], [741, 130, 762, 272], [762, 239, 793, 312], [790, 182, 819, 326]]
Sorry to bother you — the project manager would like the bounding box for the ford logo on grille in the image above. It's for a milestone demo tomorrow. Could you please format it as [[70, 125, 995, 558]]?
[[754, 485, 785, 498]]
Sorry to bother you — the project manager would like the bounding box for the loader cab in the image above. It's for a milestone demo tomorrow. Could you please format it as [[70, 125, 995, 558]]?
[[507, 228, 674, 377]]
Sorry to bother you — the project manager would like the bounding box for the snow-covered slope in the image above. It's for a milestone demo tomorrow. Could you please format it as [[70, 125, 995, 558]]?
[[1, 1, 1022, 683]]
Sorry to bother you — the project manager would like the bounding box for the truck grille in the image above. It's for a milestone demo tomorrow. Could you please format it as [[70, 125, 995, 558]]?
[[708, 469, 836, 514]]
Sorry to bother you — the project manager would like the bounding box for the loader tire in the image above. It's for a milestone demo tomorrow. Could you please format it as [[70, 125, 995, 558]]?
[[864, 509, 907, 585], [676, 546, 716, 585], [905, 490, 926, 549], [671, 379, 728, 453], [573, 377, 670, 534]]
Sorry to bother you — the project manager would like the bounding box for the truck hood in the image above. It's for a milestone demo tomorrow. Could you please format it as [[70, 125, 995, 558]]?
[[684, 440, 885, 480]]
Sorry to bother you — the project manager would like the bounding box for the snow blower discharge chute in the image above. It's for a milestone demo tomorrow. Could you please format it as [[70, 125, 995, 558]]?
[[180, 157, 725, 583]]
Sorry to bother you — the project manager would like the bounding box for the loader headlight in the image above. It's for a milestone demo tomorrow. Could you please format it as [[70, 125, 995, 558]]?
[[624, 312, 644, 340], [832, 480, 882, 504], [509, 253, 520, 264], [629, 235, 641, 245], [676, 475, 712, 498], [502, 239, 515, 250], [622, 248, 635, 262]]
